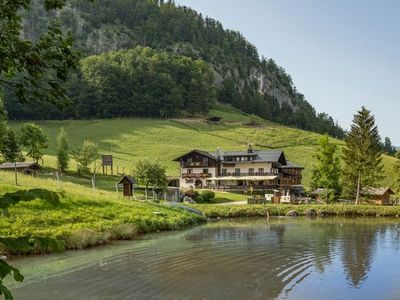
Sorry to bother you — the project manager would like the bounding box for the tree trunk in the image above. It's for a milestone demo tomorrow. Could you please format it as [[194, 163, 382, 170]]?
[[355, 172, 361, 205]]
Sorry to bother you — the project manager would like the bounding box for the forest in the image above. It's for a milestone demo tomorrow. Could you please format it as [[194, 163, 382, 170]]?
[[4, 0, 345, 138]]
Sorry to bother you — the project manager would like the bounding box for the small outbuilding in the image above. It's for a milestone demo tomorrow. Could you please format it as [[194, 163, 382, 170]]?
[[311, 188, 328, 203], [0, 162, 42, 175], [361, 187, 394, 205], [118, 175, 135, 198]]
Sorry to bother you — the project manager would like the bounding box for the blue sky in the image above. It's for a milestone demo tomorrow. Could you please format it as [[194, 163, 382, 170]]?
[[176, 0, 400, 145]]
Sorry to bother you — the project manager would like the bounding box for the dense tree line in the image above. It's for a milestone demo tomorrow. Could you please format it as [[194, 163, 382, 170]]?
[[6, 47, 215, 119], [5, 0, 345, 137]]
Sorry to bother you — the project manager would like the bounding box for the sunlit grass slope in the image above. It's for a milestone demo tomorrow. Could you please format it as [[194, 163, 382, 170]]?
[[0, 173, 204, 254], [9, 104, 397, 189]]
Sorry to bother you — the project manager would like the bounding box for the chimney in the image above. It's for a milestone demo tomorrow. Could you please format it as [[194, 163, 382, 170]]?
[[247, 143, 254, 153], [216, 147, 221, 159]]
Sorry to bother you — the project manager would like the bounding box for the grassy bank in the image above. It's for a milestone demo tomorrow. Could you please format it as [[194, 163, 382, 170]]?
[[191, 204, 400, 218], [0, 173, 205, 255]]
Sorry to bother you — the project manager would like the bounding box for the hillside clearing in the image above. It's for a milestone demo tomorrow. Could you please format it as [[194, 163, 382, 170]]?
[[8, 106, 397, 189]]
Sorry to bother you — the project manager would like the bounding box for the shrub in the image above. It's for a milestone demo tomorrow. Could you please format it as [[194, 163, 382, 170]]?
[[196, 195, 205, 203], [201, 190, 215, 203]]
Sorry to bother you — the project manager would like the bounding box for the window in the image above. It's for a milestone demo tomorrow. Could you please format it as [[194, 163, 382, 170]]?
[[258, 168, 264, 174], [203, 168, 209, 174], [222, 168, 227, 175], [187, 158, 192, 164], [235, 168, 240, 175], [186, 179, 194, 183], [249, 168, 254, 175], [187, 169, 193, 174], [203, 157, 209, 164]]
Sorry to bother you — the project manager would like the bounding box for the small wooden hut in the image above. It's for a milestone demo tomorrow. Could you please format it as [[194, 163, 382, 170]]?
[[119, 175, 135, 198], [311, 188, 328, 203], [361, 187, 394, 205], [0, 162, 42, 175]]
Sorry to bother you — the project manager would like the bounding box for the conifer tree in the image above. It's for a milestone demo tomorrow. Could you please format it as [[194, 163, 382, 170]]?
[[1, 130, 22, 163], [342, 107, 384, 204], [57, 128, 70, 172], [311, 135, 341, 202], [0, 98, 7, 152], [393, 151, 400, 195]]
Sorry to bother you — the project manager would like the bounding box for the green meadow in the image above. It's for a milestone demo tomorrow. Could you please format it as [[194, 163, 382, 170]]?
[[0, 172, 204, 255], [8, 105, 398, 189]]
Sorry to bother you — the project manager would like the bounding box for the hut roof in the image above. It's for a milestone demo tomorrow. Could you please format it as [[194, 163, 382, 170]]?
[[311, 188, 327, 195], [0, 162, 42, 170], [361, 187, 394, 196], [118, 175, 135, 184]]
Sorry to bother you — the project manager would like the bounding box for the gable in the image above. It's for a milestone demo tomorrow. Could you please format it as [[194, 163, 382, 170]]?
[[173, 150, 217, 162]]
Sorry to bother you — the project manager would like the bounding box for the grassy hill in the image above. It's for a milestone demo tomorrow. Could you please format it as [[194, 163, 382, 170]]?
[[8, 104, 397, 189], [0, 172, 204, 255]]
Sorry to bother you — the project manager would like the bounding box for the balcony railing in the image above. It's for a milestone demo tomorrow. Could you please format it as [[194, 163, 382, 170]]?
[[182, 173, 212, 179], [220, 172, 276, 177], [209, 184, 280, 192], [182, 162, 211, 168]]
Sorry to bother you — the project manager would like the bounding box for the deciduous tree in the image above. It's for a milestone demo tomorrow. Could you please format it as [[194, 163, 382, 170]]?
[[311, 135, 341, 202], [132, 160, 168, 199], [71, 140, 99, 175], [19, 124, 48, 162]]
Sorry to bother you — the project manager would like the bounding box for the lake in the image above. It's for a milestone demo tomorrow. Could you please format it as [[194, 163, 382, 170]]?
[[7, 217, 400, 299]]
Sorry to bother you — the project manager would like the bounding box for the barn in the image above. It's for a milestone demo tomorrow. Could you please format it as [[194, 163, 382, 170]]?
[[361, 187, 394, 205]]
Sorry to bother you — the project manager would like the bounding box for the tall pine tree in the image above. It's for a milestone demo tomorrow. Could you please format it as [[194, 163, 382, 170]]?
[[342, 107, 384, 204], [393, 151, 400, 196], [1, 130, 22, 162], [57, 128, 70, 172], [0, 98, 7, 152]]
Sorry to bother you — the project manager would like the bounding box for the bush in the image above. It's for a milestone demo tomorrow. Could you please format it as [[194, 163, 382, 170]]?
[[196, 195, 205, 203], [201, 190, 215, 203]]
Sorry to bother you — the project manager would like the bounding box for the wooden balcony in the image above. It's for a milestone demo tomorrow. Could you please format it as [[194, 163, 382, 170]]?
[[220, 172, 275, 177], [182, 173, 212, 179]]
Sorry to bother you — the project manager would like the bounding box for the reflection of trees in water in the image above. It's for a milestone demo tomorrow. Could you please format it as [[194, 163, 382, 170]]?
[[184, 220, 395, 293], [340, 223, 378, 288], [309, 223, 340, 274], [269, 223, 286, 243]]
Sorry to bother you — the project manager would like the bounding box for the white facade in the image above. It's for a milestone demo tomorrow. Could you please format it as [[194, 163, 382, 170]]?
[[179, 166, 217, 189]]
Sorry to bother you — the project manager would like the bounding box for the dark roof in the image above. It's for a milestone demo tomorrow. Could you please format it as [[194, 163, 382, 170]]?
[[0, 162, 42, 170], [281, 161, 304, 169], [118, 175, 135, 184], [173, 148, 302, 167], [173, 149, 217, 161], [209, 149, 287, 164], [361, 187, 394, 196], [311, 188, 327, 195]]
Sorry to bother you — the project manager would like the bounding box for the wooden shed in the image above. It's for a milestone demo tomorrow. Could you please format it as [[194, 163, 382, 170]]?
[[311, 188, 328, 203], [0, 162, 42, 175], [118, 175, 135, 198], [362, 187, 394, 205]]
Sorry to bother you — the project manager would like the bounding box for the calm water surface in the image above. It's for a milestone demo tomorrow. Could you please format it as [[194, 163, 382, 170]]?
[[7, 217, 400, 299]]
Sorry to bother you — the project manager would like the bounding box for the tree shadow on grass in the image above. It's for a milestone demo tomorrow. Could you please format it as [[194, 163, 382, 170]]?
[[0, 188, 61, 211]]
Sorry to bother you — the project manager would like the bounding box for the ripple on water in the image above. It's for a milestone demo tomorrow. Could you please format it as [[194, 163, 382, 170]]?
[[10, 218, 400, 300]]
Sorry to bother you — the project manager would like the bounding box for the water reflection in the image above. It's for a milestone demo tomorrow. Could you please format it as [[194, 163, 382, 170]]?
[[9, 218, 400, 300]]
